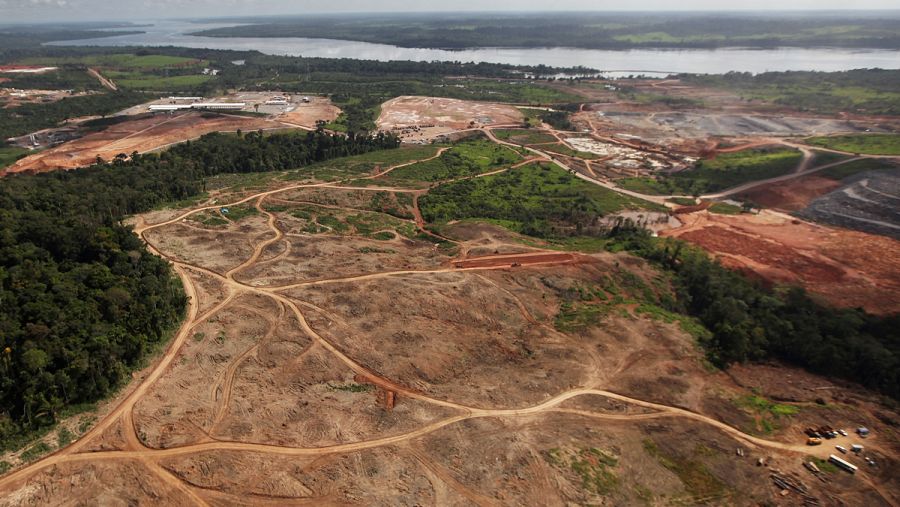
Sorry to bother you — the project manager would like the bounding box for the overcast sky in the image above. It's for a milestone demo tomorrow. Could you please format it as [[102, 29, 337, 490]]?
[[3, 0, 899, 23]]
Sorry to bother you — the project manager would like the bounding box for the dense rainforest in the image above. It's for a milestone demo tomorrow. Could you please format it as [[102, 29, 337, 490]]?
[[0, 127, 399, 449]]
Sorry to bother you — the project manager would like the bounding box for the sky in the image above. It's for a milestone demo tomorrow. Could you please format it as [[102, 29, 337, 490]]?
[[2, 0, 899, 23]]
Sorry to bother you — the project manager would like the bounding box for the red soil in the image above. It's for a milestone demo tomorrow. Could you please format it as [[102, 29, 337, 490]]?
[[664, 211, 900, 315], [452, 252, 581, 269], [740, 176, 842, 211]]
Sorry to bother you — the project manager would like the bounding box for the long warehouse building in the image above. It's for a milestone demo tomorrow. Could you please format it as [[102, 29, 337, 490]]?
[[149, 102, 246, 112]]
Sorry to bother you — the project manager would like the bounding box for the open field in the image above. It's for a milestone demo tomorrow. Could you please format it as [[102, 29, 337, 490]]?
[[0, 126, 897, 505], [806, 134, 900, 156], [2, 111, 281, 175], [664, 210, 900, 315], [377, 96, 524, 142], [275, 95, 341, 127]]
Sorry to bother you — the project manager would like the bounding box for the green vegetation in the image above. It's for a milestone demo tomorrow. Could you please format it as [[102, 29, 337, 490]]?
[[328, 383, 374, 393], [810, 150, 851, 167], [605, 226, 900, 400], [191, 13, 900, 50], [620, 148, 802, 196], [0, 90, 150, 141], [222, 204, 258, 222], [642, 439, 729, 502], [707, 202, 743, 215], [818, 158, 900, 181], [381, 138, 522, 186], [0, 145, 30, 169], [20, 53, 205, 70], [683, 69, 900, 116], [290, 144, 440, 182], [617, 177, 673, 195], [735, 395, 800, 434], [421, 163, 661, 237], [106, 72, 213, 90], [809, 456, 840, 474], [56, 427, 74, 447], [545, 447, 619, 495], [285, 203, 417, 240], [0, 128, 399, 449], [806, 134, 900, 156], [19, 442, 52, 463]]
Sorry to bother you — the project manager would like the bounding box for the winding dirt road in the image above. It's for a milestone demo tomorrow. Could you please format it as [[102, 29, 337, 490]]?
[[2, 125, 896, 506]]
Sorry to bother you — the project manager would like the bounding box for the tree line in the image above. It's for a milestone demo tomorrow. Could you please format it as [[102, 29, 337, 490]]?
[[608, 225, 899, 400], [0, 127, 399, 449]]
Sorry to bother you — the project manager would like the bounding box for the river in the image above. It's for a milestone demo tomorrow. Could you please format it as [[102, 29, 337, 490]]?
[[49, 21, 900, 76]]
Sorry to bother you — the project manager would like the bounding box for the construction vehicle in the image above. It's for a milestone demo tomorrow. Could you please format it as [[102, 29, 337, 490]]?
[[807, 437, 822, 446]]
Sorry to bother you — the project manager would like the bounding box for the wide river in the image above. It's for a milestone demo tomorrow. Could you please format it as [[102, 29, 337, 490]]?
[[50, 21, 900, 75]]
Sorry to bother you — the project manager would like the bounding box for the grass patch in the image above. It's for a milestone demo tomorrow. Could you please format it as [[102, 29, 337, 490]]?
[[358, 246, 395, 254], [708, 202, 743, 215], [809, 456, 840, 474], [421, 162, 663, 238], [617, 177, 673, 196], [634, 304, 711, 341], [19, 441, 52, 463], [555, 301, 610, 332], [56, 427, 74, 447], [287, 145, 440, 182], [545, 447, 619, 496], [811, 150, 851, 167], [642, 439, 729, 502], [369, 231, 396, 240], [818, 158, 899, 180], [104, 71, 213, 90], [667, 197, 697, 206], [735, 394, 799, 435], [328, 383, 374, 393], [382, 138, 522, 186], [806, 134, 900, 156], [221, 204, 258, 222], [622, 148, 802, 196], [0, 145, 30, 169]]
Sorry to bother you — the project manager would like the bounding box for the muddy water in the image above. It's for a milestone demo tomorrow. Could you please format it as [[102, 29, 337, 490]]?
[[49, 20, 900, 75]]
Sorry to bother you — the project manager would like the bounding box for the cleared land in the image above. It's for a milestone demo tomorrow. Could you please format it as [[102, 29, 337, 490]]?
[[2, 111, 280, 175], [806, 133, 900, 156], [378, 96, 524, 141], [2, 76, 899, 505], [276, 95, 341, 127], [2, 163, 897, 504], [663, 210, 900, 315]]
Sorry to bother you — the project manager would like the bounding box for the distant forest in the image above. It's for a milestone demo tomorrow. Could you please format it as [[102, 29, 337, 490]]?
[[192, 13, 900, 50]]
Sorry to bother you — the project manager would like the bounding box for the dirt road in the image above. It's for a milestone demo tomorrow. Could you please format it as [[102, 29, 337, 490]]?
[[88, 67, 117, 91]]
